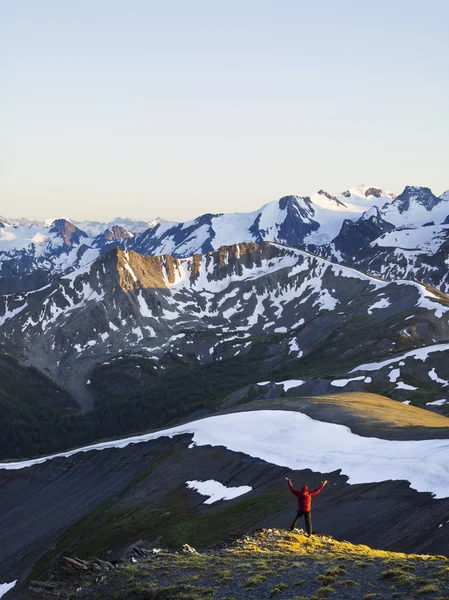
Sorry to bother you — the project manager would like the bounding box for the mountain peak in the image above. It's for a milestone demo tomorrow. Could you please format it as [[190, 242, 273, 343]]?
[[341, 185, 396, 201], [92, 225, 134, 249], [49, 219, 88, 247], [402, 185, 433, 196], [390, 186, 441, 213]]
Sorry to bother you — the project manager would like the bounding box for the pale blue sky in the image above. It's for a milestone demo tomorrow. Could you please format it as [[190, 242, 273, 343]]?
[[1, 0, 448, 221]]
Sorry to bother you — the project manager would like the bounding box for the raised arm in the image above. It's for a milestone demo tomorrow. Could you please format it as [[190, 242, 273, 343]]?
[[310, 480, 328, 496], [285, 477, 299, 497]]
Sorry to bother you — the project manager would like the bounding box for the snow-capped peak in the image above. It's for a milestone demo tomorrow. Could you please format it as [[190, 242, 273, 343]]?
[[310, 190, 364, 213], [41, 217, 73, 227], [340, 184, 396, 203], [359, 206, 382, 221], [379, 186, 448, 227]]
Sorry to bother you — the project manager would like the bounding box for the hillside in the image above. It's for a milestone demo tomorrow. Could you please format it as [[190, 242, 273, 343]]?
[[27, 529, 449, 599], [2, 240, 449, 459], [2, 394, 449, 598]]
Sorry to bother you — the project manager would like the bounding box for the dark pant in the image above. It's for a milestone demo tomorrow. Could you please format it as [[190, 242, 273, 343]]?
[[290, 510, 312, 534]]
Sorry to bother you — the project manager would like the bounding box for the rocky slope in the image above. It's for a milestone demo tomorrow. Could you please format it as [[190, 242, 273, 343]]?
[[1, 240, 449, 458]]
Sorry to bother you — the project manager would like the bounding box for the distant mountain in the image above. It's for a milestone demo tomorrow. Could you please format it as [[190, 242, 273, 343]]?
[[128, 187, 397, 257], [378, 186, 449, 227], [0, 215, 72, 227], [2, 184, 449, 294], [73, 216, 169, 237], [339, 184, 396, 204], [92, 224, 134, 249], [328, 187, 449, 291], [0, 216, 166, 293], [0, 218, 98, 293]]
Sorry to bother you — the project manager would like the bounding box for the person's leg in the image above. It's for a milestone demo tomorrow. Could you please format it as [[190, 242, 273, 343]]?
[[290, 510, 303, 531], [304, 510, 312, 535]]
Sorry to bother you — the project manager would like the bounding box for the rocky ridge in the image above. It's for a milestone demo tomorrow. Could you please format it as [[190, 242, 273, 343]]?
[[23, 529, 449, 599]]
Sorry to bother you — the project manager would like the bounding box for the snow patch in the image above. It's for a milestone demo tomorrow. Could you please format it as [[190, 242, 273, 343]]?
[[351, 343, 449, 372], [186, 480, 252, 504], [388, 369, 400, 383], [367, 298, 391, 314], [331, 376, 365, 387], [426, 399, 447, 406], [396, 382, 418, 391], [0, 581, 17, 598], [288, 339, 303, 356], [281, 379, 305, 391], [428, 368, 449, 386], [274, 326, 287, 333], [0, 303, 27, 327]]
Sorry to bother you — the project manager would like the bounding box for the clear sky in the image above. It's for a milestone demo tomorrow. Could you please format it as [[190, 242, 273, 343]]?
[[1, 0, 448, 222]]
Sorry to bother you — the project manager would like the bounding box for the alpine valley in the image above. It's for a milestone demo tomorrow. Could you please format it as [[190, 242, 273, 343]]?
[[2, 184, 449, 599]]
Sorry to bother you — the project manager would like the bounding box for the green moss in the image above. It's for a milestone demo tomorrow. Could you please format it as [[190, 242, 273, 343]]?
[[214, 568, 233, 581], [244, 573, 268, 586], [380, 567, 416, 586], [316, 574, 337, 585], [416, 584, 438, 595], [270, 583, 289, 596]]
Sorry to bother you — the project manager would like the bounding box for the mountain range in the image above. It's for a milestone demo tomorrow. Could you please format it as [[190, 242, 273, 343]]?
[[2, 183, 449, 599], [1, 183, 449, 461], [2, 185, 449, 293]]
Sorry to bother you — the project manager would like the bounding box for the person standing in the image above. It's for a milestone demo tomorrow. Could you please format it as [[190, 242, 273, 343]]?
[[286, 477, 327, 535]]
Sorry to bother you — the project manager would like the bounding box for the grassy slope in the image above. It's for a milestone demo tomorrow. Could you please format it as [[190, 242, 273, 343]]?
[[34, 529, 449, 600], [229, 392, 449, 439]]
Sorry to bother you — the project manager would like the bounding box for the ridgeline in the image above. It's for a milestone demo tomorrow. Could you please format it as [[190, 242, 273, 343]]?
[[29, 529, 449, 599]]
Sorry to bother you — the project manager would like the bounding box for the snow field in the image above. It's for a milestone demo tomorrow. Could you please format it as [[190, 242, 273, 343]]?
[[372, 225, 449, 254], [2, 410, 449, 499]]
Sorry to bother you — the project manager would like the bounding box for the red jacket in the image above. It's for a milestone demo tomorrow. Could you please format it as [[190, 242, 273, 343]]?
[[288, 481, 325, 511]]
